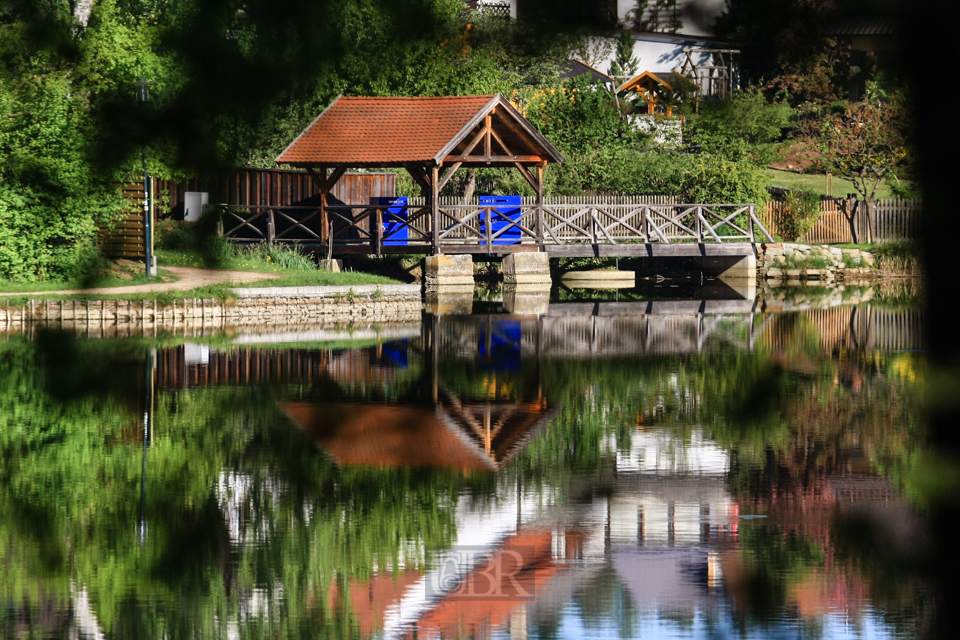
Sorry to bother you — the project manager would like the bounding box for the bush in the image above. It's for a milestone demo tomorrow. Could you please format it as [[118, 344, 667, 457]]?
[[556, 149, 769, 204], [684, 90, 794, 163], [779, 190, 821, 241]]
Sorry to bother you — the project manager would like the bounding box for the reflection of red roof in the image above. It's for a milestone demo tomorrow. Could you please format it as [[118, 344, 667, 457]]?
[[411, 530, 562, 639], [328, 570, 424, 638], [280, 402, 497, 472], [281, 399, 559, 472]]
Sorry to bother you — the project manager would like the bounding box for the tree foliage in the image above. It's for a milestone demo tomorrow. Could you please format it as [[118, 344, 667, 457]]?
[[0, 0, 572, 280], [714, 0, 848, 104], [684, 90, 795, 162], [797, 89, 912, 200]]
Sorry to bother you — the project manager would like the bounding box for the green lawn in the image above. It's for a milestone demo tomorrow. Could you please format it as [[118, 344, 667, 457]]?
[[765, 169, 916, 200], [156, 249, 399, 286]]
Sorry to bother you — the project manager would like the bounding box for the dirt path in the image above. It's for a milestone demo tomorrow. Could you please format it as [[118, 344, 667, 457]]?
[[0, 266, 280, 297]]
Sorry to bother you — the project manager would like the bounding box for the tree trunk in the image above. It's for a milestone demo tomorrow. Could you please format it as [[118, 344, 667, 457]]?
[[865, 198, 876, 244], [461, 169, 476, 205]]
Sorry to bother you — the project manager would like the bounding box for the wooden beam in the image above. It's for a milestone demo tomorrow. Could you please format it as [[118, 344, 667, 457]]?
[[457, 124, 488, 158], [322, 166, 346, 193], [489, 127, 513, 156], [405, 164, 432, 195], [536, 165, 545, 249], [437, 162, 462, 193], [514, 163, 539, 192], [544, 243, 757, 258], [444, 155, 543, 164]]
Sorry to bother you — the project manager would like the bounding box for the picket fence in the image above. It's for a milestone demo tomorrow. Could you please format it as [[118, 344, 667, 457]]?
[[759, 198, 920, 244]]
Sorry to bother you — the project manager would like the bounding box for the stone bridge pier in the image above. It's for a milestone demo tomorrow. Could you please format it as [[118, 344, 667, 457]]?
[[424, 252, 552, 286]]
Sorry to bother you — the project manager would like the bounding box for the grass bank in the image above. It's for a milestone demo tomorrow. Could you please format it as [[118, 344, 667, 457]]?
[[0, 261, 180, 294], [832, 240, 923, 277]]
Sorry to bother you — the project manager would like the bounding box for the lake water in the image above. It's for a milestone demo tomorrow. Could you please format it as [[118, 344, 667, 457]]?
[[0, 283, 932, 639]]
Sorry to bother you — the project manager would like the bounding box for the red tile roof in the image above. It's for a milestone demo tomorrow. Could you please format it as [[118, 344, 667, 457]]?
[[276, 94, 564, 167], [277, 95, 499, 166]]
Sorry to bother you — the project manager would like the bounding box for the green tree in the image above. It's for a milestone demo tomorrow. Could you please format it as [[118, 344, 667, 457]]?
[[798, 91, 912, 241]]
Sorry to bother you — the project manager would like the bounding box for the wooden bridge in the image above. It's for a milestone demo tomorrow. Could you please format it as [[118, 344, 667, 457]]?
[[220, 200, 773, 258], [251, 93, 770, 259]]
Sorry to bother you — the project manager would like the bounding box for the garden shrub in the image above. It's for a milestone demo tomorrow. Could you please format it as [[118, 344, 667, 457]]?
[[779, 190, 821, 241], [684, 90, 794, 163]]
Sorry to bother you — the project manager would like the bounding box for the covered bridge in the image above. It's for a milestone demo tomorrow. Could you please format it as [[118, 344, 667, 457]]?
[[275, 94, 564, 255]]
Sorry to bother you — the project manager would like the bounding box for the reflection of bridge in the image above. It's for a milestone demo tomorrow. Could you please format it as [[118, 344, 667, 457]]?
[[427, 303, 923, 361], [154, 304, 924, 390]]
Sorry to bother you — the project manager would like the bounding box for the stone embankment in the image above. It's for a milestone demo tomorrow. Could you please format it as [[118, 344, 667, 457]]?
[[0, 284, 422, 331], [757, 243, 876, 284]]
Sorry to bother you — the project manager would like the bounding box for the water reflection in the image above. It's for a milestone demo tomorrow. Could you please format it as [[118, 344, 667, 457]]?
[[0, 292, 931, 639]]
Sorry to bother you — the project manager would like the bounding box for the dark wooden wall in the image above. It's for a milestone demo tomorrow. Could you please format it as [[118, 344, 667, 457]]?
[[100, 182, 147, 259], [154, 169, 396, 219]]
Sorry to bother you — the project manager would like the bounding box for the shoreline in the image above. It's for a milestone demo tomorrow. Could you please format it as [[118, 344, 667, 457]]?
[[0, 284, 422, 332]]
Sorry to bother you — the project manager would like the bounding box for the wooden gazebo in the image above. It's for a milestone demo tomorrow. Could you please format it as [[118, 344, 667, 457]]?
[[617, 71, 686, 116], [275, 94, 564, 254]]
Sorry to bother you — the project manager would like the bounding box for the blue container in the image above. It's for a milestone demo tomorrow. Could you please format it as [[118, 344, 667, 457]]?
[[375, 197, 408, 245], [479, 195, 522, 245]]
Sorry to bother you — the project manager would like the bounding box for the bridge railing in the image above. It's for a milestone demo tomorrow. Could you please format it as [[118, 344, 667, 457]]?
[[218, 202, 774, 250]]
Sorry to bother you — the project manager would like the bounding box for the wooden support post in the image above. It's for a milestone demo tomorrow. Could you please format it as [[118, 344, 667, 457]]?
[[485, 204, 492, 253], [308, 167, 328, 246], [642, 206, 650, 243], [374, 205, 383, 256], [431, 165, 440, 255], [536, 165, 545, 249], [484, 115, 492, 159], [267, 209, 276, 246]]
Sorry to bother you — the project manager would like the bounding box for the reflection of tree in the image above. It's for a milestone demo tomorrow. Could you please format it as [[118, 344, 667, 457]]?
[[571, 567, 639, 639], [0, 336, 471, 638], [0, 305, 931, 636]]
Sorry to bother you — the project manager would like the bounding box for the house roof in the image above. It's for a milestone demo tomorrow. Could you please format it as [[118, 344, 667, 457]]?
[[276, 94, 564, 168], [826, 18, 896, 36], [560, 59, 613, 84], [413, 530, 563, 637]]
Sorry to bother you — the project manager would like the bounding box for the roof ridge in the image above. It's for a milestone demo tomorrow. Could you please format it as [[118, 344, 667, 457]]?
[[336, 95, 496, 100]]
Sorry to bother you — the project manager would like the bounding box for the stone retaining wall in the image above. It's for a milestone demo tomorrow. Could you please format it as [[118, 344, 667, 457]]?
[[0, 284, 422, 330], [757, 243, 876, 284]]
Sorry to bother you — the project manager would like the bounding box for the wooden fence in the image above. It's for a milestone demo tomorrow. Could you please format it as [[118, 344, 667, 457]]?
[[759, 198, 920, 244]]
